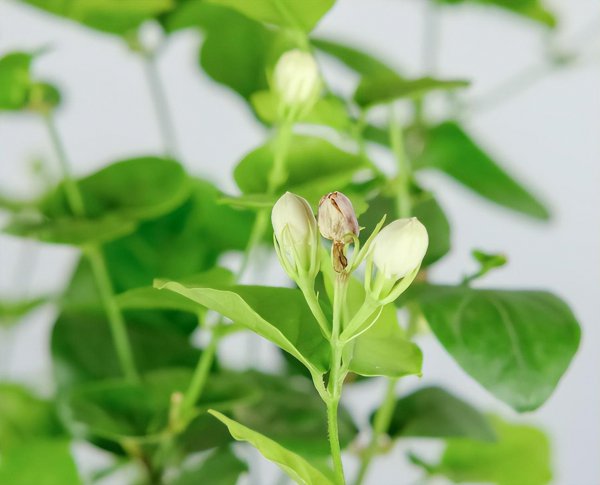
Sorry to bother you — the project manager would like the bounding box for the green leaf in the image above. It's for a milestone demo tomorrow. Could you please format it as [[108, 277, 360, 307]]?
[[359, 189, 451, 267], [42, 157, 190, 221], [350, 304, 423, 378], [233, 372, 357, 457], [209, 410, 336, 485], [0, 439, 81, 485], [51, 308, 200, 388], [434, 0, 556, 27], [436, 416, 552, 485], [156, 281, 330, 373], [0, 384, 63, 452], [312, 38, 399, 78], [206, 0, 335, 32], [413, 285, 580, 411], [384, 386, 495, 441], [173, 447, 247, 485], [234, 135, 368, 203], [21, 0, 174, 35], [355, 75, 470, 107], [0, 297, 49, 326], [4, 213, 137, 246], [251, 90, 351, 130], [414, 122, 550, 219], [0, 52, 32, 111]]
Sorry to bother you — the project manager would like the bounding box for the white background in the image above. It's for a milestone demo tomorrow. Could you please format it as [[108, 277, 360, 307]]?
[[0, 0, 599, 483]]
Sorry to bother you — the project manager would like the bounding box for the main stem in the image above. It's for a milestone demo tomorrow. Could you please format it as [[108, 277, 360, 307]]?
[[143, 51, 180, 159], [327, 275, 348, 484], [44, 112, 138, 381]]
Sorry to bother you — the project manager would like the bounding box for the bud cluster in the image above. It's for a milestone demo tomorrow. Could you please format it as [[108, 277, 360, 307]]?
[[272, 190, 428, 303]]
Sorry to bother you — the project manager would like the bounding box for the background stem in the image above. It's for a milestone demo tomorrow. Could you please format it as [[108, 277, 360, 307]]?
[[43, 111, 138, 381]]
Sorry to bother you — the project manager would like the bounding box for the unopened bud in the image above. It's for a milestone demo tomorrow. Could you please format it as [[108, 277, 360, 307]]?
[[318, 191, 359, 273], [371, 218, 428, 280], [272, 192, 319, 277], [273, 49, 321, 118]]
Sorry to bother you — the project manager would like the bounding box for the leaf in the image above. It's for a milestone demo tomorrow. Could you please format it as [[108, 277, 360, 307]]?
[[251, 90, 351, 130], [4, 213, 138, 246], [51, 308, 200, 388], [312, 38, 399, 78], [412, 284, 580, 411], [102, 179, 253, 293], [414, 122, 550, 219], [42, 157, 190, 221], [0, 384, 63, 452], [156, 281, 329, 373], [359, 189, 451, 267], [173, 447, 247, 485], [206, 0, 335, 32], [116, 268, 234, 313], [21, 0, 174, 35], [436, 416, 552, 485], [234, 135, 368, 203], [0, 439, 81, 485], [0, 52, 32, 111], [0, 297, 49, 325], [434, 0, 556, 27], [209, 411, 336, 485], [355, 75, 470, 107], [350, 304, 422, 378], [233, 372, 357, 457], [384, 386, 495, 441]]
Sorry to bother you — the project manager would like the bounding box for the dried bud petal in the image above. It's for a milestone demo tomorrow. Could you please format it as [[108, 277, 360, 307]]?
[[317, 191, 360, 243], [371, 218, 428, 279], [273, 49, 321, 116], [271, 192, 318, 276]]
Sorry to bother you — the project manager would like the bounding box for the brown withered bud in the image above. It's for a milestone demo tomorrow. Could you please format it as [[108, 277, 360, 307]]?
[[318, 191, 360, 272]]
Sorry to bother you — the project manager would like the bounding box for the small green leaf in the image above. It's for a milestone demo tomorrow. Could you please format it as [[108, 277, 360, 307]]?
[[234, 135, 368, 203], [384, 386, 495, 441], [22, 0, 174, 35], [436, 416, 552, 485], [206, 0, 335, 32], [173, 447, 248, 485], [355, 75, 470, 107], [156, 281, 330, 373], [414, 122, 550, 219], [412, 284, 580, 411], [0, 52, 33, 111], [209, 410, 336, 485], [434, 0, 556, 27], [350, 304, 422, 378], [312, 38, 399, 78], [0, 439, 81, 485], [0, 297, 49, 326], [0, 384, 63, 452]]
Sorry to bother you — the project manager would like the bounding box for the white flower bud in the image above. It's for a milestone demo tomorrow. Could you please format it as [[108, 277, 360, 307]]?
[[318, 192, 360, 243], [271, 192, 318, 277], [371, 218, 428, 279], [273, 49, 321, 117]]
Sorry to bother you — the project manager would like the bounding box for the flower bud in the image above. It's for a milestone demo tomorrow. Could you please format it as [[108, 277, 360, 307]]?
[[271, 192, 319, 277], [273, 49, 321, 118], [371, 218, 428, 279], [318, 192, 359, 243]]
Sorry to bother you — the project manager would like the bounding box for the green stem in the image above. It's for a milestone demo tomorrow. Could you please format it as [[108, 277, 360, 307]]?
[[389, 110, 411, 218], [355, 378, 398, 485], [327, 275, 348, 484], [143, 51, 180, 158], [43, 113, 85, 216], [86, 246, 139, 381], [44, 111, 138, 382], [298, 279, 331, 339], [181, 327, 219, 416]]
